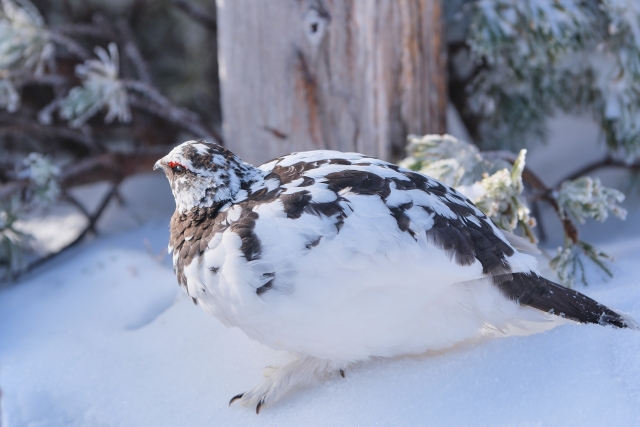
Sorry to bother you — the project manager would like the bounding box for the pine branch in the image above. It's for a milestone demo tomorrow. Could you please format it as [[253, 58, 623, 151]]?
[[483, 150, 579, 244], [0, 146, 176, 282], [558, 157, 640, 185], [0, 1, 223, 283]]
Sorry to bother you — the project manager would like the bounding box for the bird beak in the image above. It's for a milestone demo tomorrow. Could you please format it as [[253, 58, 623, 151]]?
[[153, 159, 164, 172]]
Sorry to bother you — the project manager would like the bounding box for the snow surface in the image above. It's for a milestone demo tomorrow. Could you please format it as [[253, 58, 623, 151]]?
[[1, 168, 640, 427]]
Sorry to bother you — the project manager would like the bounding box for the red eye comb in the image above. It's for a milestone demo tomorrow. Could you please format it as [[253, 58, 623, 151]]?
[[168, 161, 185, 169]]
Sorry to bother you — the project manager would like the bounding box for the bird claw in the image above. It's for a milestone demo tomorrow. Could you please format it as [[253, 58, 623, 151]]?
[[256, 397, 265, 414], [229, 393, 244, 406], [228, 358, 341, 412], [229, 392, 267, 414]]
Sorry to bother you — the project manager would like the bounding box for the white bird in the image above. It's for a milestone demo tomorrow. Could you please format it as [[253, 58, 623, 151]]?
[[154, 140, 636, 413]]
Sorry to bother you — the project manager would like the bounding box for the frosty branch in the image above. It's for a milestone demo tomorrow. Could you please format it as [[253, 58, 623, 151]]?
[[448, 0, 640, 160], [402, 135, 627, 287], [0, 146, 174, 281], [0, 0, 220, 280]]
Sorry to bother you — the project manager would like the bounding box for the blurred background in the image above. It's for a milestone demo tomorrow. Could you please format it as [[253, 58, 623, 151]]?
[[1, 0, 639, 285]]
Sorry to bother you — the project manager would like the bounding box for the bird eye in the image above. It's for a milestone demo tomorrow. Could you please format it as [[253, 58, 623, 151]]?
[[168, 161, 187, 174]]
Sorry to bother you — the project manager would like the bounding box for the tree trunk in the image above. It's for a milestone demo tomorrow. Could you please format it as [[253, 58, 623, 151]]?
[[216, 0, 446, 165]]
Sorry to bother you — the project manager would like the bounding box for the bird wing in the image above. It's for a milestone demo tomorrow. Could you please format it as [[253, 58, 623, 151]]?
[[220, 150, 539, 290], [248, 151, 634, 329]]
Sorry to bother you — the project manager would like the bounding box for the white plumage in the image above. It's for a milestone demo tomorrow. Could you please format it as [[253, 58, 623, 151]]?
[[154, 140, 636, 413]]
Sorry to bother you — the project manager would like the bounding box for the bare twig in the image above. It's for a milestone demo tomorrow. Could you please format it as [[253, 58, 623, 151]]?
[[115, 19, 153, 84], [54, 22, 116, 40], [0, 118, 97, 152], [90, 13, 121, 38], [172, 0, 217, 32], [60, 189, 93, 222], [0, 181, 24, 200], [10, 71, 69, 89], [542, 192, 579, 244], [530, 200, 547, 242], [59, 147, 171, 185], [47, 31, 91, 60], [127, 91, 223, 144], [18, 180, 122, 278], [557, 156, 640, 185], [37, 94, 66, 125], [122, 80, 192, 117]]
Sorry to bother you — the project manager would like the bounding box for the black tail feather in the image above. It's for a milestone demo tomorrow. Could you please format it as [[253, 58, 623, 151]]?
[[496, 272, 636, 329]]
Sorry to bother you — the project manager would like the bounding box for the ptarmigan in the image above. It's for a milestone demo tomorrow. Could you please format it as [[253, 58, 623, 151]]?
[[154, 139, 637, 413]]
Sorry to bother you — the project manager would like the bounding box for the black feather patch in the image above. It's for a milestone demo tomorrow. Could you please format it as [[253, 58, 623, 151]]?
[[281, 191, 313, 219], [230, 211, 262, 261], [306, 236, 322, 249], [304, 199, 345, 218], [424, 213, 476, 267], [325, 170, 390, 198], [256, 278, 274, 295], [268, 162, 315, 184], [268, 158, 350, 185], [497, 272, 632, 328], [421, 205, 514, 276], [299, 176, 316, 187], [389, 201, 415, 238]]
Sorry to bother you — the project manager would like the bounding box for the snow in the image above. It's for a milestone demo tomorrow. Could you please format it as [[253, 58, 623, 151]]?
[[1, 170, 640, 426]]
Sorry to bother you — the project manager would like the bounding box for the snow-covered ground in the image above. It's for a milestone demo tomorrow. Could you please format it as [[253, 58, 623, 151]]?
[[2, 130, 640, 426]]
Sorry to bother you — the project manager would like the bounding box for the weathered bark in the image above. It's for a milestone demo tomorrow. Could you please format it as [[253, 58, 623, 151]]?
[[217, 0, 446, 165]]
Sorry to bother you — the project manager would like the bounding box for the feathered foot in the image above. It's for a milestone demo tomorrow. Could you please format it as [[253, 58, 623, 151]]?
[[229, 357, 348, 413]]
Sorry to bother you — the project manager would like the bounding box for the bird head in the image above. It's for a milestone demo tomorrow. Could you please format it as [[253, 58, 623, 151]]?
[[154, 140, 258, 213]]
